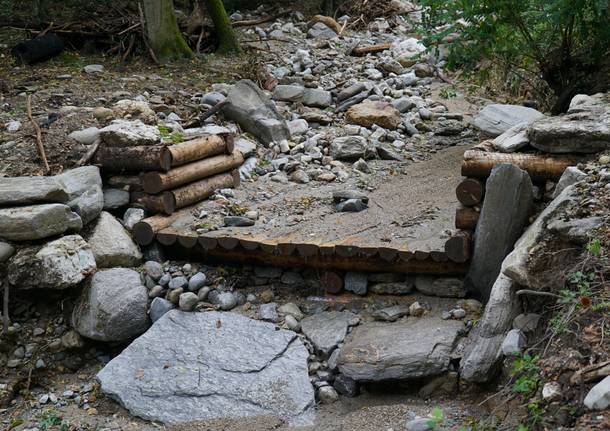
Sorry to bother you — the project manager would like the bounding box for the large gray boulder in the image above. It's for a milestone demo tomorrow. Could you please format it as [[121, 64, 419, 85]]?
[[460, 274, 520, 382], [0, 176, 69, 206], [8, 235, 96, 289], [473, 104, 545, 137], [300, 311, 360, 356], [528, 109, 610, 153], [337, 317, 464, 382], [0, 204, 82, 241], [465, 164, 533, 301], [58, 166, 104, 225], [88, 211, 142, 267], [97, 311, 314, 426], [222, 80, 290, 145], [72, 268, 149, 342], [502, 184, 578, 287]]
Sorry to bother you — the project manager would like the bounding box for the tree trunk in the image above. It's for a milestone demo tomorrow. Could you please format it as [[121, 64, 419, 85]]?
[[142, 0, 193, 62], [202, 0, 242, 54], [321, 0, 335, 16]]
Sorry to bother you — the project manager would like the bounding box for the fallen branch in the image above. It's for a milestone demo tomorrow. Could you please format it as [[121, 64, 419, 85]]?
[[309, 15, 342, 34], [76, 137, 101, 167], [351, 42, 392, 56], [26, 95, 50, 174], [516, 289, 561, 298]]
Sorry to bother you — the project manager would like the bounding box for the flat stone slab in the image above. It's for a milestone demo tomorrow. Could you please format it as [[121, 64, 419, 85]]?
[[473, 104, 544, 137], [300, 311, 360, 355], [337, 317, 464, 382], [97, 311, 314, 426]]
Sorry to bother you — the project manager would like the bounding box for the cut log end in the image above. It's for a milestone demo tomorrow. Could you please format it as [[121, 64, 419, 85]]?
[[445, 231, 472, 263], [133, 222, 155, 246], [456, 178, 485, 206]]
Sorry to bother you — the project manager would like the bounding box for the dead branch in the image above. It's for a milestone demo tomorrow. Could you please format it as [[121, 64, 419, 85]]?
[[309, 15, 342, 34], [26, 95, 49, 174], [76, 137, 101, 167], [232, 10, 292, 27]]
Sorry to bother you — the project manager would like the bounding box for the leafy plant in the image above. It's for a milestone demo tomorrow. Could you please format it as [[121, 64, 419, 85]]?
[[587, 238, 603, 257], [416, 0, 610, 112], [439, 87, 458, 99], [38, 410, 62, 429], [427, 407, 445, 430], [157, 126, 184, 144], [511, 354, 540, 396]]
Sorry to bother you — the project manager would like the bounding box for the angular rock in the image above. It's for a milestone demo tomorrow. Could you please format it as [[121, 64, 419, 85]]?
[[222, 80, 290, 145], [8, 235, 96, 289], [123, 208, 145, 231], [584, 375, 610, 410], [330, 136, 374, 161], [103, 188, 130, 209], [273, 85, 305, 102], [528, 109, 610, 153], [473, 104, 544, 137], [336, 198, 367, 212], [513, 313, 541, 335], [553, 166, 586, 199], [346, 100, 402, 130], [333, 374, 358, 397], [491, 122, 530, 153], [300, 311, 360, 355], [370, 281, 413, 295], [338, 318, 463, 381], [100, 120, 161, 147], [0, 241, 15, 263], [414, 276, 466, 298], [501, 329, 526, 356], [337, 83, 368, 103], [0, 204, 82, 241], [59, 166, 104, 225], [69, 127, 100, 145], [465, 164, 533, 301], [460, 274, 520, 383], [0, 176, 69, 205], [259, 302, 279, 322], [149, 297, 175, 323], [97, 311, 314, 425], [88, 211, 142, 267], [113, 99, 157, 124], [307, 22, 337, 39], [344, 272, 367, 295], [372, 305, 409, 322], [302, 88, 332, 108], [547, 216, 603, 244], [72, 268, 149, 342], [502, 184, 578, 287]]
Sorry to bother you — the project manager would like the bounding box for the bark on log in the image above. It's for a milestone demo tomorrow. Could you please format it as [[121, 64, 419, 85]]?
[[461, 150, 582, 182], [168, 134, 234, 167], [455, 178, 485, 206], [95, 145, 172, 172], [170, 170, 240, 210], [107, 175, 143, 192], [142, 150, 244, 194], [133, 210, 190, 245], [351, 43, 392, 57], [455, 206, 480, 230], [445, 230, 472, 263], [130, 191, 176, 215]]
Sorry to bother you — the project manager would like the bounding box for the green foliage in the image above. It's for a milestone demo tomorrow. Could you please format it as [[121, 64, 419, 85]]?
[[587, 238, 603, 257], [439, 86, 458, 99], [38, 410, 62, 429], [511, 354, 540, 396], [158, 126, 184, 144], [416, 0, 610, 109], [427, 407, 445, 430]]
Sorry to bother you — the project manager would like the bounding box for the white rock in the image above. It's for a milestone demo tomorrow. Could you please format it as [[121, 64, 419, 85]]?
[[584, 375, 610, 410], [83, 64, 104, 74], [542, 382, 562, 402], [69, 127, 100, 145]]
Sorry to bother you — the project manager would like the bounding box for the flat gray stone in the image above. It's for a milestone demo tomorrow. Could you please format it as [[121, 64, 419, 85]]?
[[72, 268, 149, 342], [103, 188, 130, 209], [8, 235, 96, 289], [330, 136, 374, 161], [302, 88, 333, 108], [300, 311, 360, 355], [69, 127, 100, 145], [547, 216, 603, 245], [491, 122, 530, 152], [553, 166, 586, 198], [344, 272, 367, 295], [460, 274, 519, 382], [149, 297, 175, 323], [59, 166, 104, 225], [273, 85, 305, 102], [473, 104, 544, 137], [0, 204, 82, 241], [222, 80, 290, 145], [414, 276, 466, 298], [0, 176, 69, 206], [100, 119, 161, 147], [97, 311, 314, 425], [465, 164, 533, 301], [372, 305, 409, 322], [338, 318, 464, 382], [88, 211, 142, 267]]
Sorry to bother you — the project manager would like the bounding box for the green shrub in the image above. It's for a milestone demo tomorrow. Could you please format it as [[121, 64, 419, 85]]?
[[416, 0, 610, 112]]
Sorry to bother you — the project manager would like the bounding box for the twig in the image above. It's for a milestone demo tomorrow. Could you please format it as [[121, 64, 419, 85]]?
[[39, 21, 54, 37], [232, 10, 292, 27], [118, 22, 140, 35], [121, 33, 136, 62], [2, 279, 9, 336], [26, 95, 49, 174], [76, 137, 101, 167], [516, 289, 561, 299]]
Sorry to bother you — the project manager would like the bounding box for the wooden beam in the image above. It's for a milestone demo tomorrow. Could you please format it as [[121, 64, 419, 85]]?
[[455, 178, 485, 206]]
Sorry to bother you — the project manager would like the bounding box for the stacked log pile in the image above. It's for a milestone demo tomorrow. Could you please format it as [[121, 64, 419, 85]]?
[[97, 134, 243, 215]]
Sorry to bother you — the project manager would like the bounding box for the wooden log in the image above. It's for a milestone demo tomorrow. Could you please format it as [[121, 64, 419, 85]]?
[[296, 243, 319, 258], [168, 134, 234, 167], [157, 231, 178, 246], [378, 247, 397, 262], [217, 236, 240, 250], [142, 150, 244, 194], [461, 150, 582, 182], [131, 191, 175, 215], [351, 42, 392, 56], [455, 206, 480, 230], [321, 271, 343, 294], [309, 15, 342, 34], [455, 178, 485, 206], [178, 234, 198, 248], [445, 231, 472, 263], [430, 251, 449, 263], [132, 209, 192, 245], [199, 236, 218, 250], [170, 170, 240, 210], [95, 145, 172, 172]]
